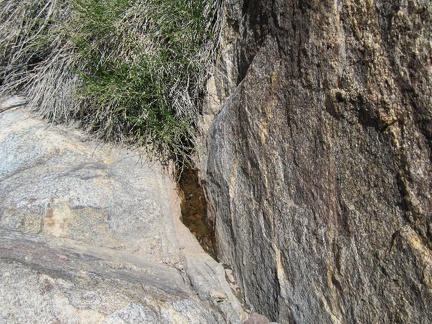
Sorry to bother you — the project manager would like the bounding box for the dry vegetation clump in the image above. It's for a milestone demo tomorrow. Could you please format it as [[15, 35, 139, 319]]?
[[0, 0, 223, 166], [0, 0, 79, 119]]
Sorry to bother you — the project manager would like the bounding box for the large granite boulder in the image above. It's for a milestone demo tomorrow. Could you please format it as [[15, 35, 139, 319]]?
[[200, 0, 432, 322], [0, 101, 246, 323]]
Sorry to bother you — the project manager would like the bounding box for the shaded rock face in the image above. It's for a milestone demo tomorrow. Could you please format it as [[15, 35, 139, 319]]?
[[202, 0, 432, 322], [0, 106, 246, 323]]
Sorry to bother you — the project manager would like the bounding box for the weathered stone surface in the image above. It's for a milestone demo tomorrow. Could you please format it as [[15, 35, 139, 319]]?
[[0, 103, 245, 323], [200, 0, 432, 323], [0, 229, 214, 323]]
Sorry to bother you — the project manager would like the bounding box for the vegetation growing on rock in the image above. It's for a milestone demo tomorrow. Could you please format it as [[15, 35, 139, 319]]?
[[0, 0, 222, 165]]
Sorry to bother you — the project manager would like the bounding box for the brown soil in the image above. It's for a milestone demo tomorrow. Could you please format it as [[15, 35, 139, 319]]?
[[178, 169, 217, 260]]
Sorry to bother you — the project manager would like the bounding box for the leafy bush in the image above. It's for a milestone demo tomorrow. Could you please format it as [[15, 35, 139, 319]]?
[[0, 0, 222, 165]]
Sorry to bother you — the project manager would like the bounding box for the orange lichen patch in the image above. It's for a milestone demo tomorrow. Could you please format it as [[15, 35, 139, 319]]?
[[45, 208, 54, 218], [44, 208, 55, 227], [43, 201, 74, 237]]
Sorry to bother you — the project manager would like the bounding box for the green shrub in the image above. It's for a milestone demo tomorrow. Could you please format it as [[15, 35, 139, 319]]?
[[0, 0, 222, 166]]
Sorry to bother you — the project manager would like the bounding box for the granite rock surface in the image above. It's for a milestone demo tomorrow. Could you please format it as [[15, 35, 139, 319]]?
[[0, 102, 246, 323], [199, 0, 432, 323]]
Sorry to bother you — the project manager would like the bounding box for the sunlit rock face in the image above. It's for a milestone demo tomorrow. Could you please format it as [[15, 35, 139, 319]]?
[[201, 0, 432, 322], [0, 106, 245, 323]]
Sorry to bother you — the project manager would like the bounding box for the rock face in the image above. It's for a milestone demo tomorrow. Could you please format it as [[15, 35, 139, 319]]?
[[200, 0, 432, 323], [0, 103, 246, 323]]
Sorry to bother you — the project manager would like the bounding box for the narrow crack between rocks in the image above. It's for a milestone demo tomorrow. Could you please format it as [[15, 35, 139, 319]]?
[[178, 169, 218, 261]]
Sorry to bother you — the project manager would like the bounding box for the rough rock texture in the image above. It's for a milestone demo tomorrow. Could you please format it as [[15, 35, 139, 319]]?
[[200, 0, 432, 323], [0, 102, 246, 323]]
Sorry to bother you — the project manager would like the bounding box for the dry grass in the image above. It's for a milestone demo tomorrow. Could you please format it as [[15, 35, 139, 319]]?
[[0, 0, 223, 166]]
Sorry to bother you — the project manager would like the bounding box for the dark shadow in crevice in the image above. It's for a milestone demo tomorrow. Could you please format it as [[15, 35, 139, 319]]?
[[178, 169, 218, 261]]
